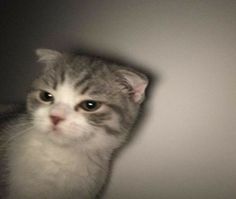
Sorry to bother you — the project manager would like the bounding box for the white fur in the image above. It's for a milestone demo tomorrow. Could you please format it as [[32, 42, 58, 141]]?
[[8, 83, 123, 199], [9, 131, 107, 199]]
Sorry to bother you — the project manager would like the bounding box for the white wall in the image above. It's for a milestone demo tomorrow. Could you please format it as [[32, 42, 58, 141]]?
[[1, 1, 236, 198]]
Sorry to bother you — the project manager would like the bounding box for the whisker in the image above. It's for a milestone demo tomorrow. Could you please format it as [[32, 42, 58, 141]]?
[[1, 125, 34, 149]]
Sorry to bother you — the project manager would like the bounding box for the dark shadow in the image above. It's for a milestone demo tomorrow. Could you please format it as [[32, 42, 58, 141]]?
[[0, 103, 26, 199], [0, 103, 26, 127]]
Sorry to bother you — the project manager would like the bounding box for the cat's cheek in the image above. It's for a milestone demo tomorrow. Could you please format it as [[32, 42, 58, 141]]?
[[35, 120, 51, 133], [33, 107, 52, 132], [68, 125, 92, 140]]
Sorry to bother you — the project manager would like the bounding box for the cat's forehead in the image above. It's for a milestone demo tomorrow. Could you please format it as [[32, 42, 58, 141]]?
[[58, 59, 113, 84], [53, 81, 87, 106], [36, 63, 117, 101]]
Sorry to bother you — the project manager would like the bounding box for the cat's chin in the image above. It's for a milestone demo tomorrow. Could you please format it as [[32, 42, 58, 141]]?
[[45, 129, 76, 146], [50, 125, 63, 134], [48, 134, 73, 146], [33, 125, 71, 145], [39, 126, 89, 146], [33, 119, 98, 146]]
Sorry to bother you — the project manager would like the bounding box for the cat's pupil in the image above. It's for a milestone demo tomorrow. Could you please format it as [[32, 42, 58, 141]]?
[[39, 91, 54, 103], [80, 100, 101, 111], [87, 101, 95, 108]]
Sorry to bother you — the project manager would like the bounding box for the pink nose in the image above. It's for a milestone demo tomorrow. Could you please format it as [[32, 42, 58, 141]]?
[[50, 115, 65, 126]]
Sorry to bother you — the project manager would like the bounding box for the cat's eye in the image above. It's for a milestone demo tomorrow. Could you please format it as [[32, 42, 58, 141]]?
[[78, 100, 102, 112], [39, 90, 54, 104]]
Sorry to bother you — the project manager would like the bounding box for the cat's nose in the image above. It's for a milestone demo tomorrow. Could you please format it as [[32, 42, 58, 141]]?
[[50, 115, 65, 126]]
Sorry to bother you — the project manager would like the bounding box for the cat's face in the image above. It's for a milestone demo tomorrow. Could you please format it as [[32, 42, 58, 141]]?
[[27, 49, 148, 147]]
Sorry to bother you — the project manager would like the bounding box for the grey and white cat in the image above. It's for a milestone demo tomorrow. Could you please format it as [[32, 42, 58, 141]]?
[[0, 49, 148, 199]]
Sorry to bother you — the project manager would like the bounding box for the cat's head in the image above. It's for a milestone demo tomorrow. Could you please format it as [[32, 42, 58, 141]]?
[[27, 49, 148, 148]]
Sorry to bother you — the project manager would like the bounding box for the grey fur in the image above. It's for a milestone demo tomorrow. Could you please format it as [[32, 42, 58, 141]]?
[[0, 49, 149, 199]]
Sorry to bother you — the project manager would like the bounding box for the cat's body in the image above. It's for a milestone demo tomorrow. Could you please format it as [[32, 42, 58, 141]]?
[[8, 118, 108, 199], [0, 49, 148, 199]]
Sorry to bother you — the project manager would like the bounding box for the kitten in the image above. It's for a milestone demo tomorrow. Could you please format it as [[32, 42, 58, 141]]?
[[0, 49, 148, 199]]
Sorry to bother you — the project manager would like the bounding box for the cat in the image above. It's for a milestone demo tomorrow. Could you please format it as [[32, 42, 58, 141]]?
[[0, 49, 148, 199]]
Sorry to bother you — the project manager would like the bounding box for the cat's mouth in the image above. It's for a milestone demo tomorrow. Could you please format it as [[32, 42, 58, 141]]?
[[51, 125, 62, 134]]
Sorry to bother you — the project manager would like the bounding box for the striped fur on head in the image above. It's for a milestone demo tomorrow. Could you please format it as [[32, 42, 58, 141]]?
[[27, 49, 148, 148]]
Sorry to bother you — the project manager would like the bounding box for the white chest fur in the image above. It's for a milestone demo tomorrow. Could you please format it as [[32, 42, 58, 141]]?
[[8, 132, 107, 199]]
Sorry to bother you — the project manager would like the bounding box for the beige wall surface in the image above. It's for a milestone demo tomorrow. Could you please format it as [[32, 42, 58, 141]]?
[[0, 1, 235, 198]]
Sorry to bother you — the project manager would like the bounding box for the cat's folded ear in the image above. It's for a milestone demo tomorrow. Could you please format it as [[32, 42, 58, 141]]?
[[36, 48, 62, 65], [116, 69, 149, 104]]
